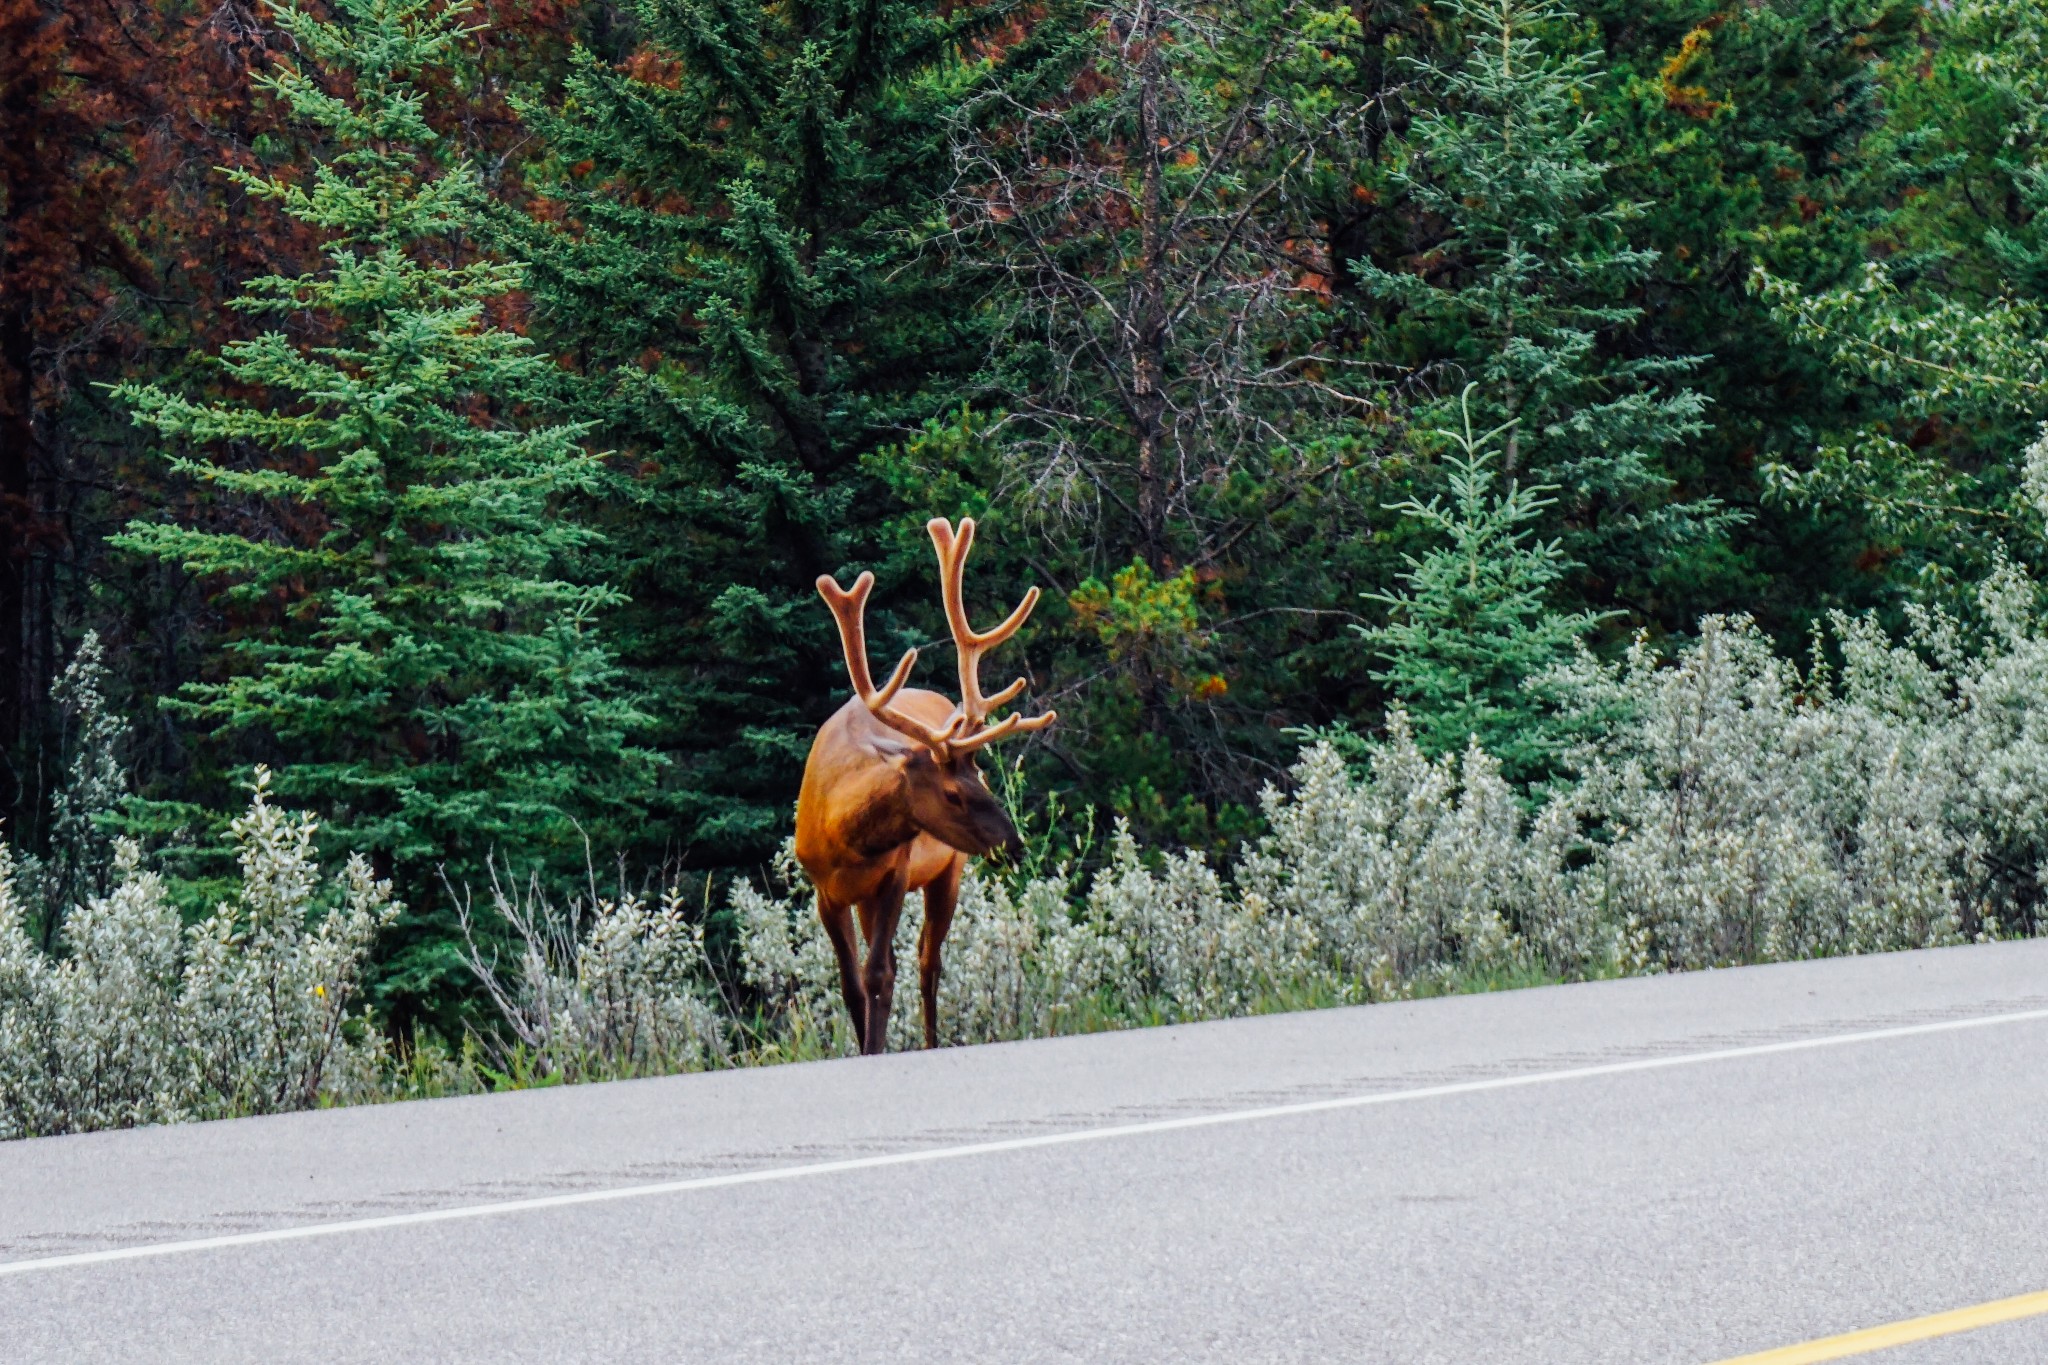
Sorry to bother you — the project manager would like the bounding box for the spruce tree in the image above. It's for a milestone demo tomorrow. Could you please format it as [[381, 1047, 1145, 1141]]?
[[498, 0, 1067, 863], [1363, 388, 1610, 780], [1351, 0, 1721, 603], [15, 634, 125, 950], [1575, 0, 1922, 634], [1756, 0, 2048, 596], [111, 0, 658, 1018]]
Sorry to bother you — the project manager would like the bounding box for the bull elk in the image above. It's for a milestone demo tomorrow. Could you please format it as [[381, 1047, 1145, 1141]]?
[[795, 517, 1056, 1054]]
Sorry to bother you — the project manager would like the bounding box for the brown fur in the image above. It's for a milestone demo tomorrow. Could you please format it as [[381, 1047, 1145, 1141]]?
[[795, 519, 1054, 1053]]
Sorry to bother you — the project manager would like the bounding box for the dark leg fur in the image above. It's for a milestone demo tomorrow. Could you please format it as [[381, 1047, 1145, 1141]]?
[[857, 869, 908, 1055], [817, 894, 867, 1054], [919, 858, 962, 1049]]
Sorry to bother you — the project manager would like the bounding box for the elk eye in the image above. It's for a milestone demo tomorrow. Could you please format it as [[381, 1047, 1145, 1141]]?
[[944, 790, 966, 808]]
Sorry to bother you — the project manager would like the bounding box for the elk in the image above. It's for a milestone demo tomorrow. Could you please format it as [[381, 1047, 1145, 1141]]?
[[795, 517, 1056, 1054]]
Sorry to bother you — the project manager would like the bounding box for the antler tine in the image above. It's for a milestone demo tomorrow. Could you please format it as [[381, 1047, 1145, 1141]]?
[[814, 572, 899, 699], [969, 585, 1041, 651], [815, 572, 959, 750], [947, 708, 1059, 756], [926, 516, 1051, 741], [981, 676, 1028, 711]]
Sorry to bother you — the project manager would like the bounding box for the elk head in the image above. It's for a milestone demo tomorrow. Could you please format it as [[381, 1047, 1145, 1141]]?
[[813, 517, 1056, 861]]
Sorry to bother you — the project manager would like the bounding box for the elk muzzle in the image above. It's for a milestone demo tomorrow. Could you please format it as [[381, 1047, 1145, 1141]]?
[[976, 808, 1024, 865]]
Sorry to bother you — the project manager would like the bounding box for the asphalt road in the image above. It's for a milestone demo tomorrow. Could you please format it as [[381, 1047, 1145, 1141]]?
[[4, 940, 2048, 1363]]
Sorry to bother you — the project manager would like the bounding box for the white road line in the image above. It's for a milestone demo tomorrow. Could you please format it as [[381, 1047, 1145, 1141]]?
[[5, 1004, 2047, 1280]]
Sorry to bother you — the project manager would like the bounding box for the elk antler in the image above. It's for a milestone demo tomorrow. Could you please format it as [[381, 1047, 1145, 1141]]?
[[816, 570, 966, 751], [928, 517, 1057, 755]]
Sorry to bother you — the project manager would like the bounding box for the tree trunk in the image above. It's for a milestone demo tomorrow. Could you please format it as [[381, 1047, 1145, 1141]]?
[[1131, 0, 1169, 573], [0, 55, 40, 779], [0, 306, 32, 775]]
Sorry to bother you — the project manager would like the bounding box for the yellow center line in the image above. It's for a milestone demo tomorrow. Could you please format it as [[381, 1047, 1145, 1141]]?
[[1708, 1288, 2048, 1363]]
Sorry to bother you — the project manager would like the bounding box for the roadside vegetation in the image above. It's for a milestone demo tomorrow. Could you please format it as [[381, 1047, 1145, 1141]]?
[[9, 555, 2044, 1132], [7, 0, 2048, 1135]]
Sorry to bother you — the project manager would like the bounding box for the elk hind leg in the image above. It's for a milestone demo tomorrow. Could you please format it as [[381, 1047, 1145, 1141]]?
[[919, 857, 963, 1050], [817, 893, 867, 1054]]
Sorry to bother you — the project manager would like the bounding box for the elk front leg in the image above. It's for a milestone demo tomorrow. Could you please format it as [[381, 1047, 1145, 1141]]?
[[816, 893, 867, 1054], [919, 856, 963, 1050], [856, 868, 908, 1055]]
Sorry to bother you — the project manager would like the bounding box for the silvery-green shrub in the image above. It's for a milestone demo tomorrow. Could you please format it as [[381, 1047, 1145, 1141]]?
[[1238, 723, 1528, 997], [462, 873, 728, 1081], [1553, 593, 2048, 970], [0, 769, 393, 1139]]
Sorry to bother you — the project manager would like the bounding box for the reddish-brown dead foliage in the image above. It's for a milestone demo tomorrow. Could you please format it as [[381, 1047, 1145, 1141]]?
[[1659, 23, 1728, 121]]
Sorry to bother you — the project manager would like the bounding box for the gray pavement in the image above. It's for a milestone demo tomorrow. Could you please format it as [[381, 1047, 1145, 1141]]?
[[4, 940, 2048, 1362]]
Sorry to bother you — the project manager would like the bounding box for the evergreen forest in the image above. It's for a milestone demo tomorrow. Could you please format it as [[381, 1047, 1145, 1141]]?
[[7, 0, 2048, 1112]]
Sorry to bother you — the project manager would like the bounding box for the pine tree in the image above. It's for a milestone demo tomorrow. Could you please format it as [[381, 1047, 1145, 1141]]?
[[111, 0, 658, 1018], [947, 0, 1371, 571], [1350, 0, 1720, 602], [1362, 388, 1610, 779], [920, 0, 1383, 841], [0, 0, 235, 824]]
